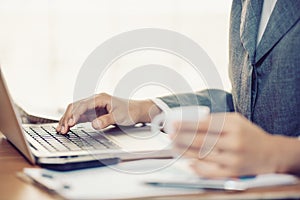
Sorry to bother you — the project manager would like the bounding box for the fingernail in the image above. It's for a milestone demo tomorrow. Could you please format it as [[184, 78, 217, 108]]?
[[92, 120, 101, 129], [61, 126, 65, 133], [56, 124, 61, 132], [68, 118, 74, 125]]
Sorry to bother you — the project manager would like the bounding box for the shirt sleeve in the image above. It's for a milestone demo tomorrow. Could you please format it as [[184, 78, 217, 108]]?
[[156, 89, 234, 113], [151, 98, 172, 113]]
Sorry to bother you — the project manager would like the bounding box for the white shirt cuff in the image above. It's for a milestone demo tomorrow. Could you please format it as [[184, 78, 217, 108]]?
[[151, 98, 171, 113]]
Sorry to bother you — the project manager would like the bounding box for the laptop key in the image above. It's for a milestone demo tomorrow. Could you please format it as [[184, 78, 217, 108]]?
[[31, 127, 49, 135], [47, 139, 68, 151], [25, 124, 118, 152], [41, 126, 57, 134], [38, 141, 57, 152]]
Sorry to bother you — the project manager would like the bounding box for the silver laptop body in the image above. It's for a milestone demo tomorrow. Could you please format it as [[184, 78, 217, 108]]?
[[0, 68, 172, 165]]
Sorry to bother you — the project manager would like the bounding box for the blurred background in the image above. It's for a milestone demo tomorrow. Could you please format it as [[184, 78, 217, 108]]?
[[0, 0, 232, 117]]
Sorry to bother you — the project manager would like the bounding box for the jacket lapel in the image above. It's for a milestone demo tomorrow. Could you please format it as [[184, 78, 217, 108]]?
[[255, 0, 300, 63], [240, 0, 263, 65]]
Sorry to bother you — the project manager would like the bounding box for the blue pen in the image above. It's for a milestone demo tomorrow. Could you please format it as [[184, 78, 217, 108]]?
[[238, 175, 256, 180]]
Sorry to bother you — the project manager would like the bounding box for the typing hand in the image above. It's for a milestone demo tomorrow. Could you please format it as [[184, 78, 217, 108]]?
[[56, 93, 161, 134], [171, 113, 281, 178]]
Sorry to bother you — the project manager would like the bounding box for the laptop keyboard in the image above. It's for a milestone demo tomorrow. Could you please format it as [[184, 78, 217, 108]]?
[[23, 125, 120, 152]]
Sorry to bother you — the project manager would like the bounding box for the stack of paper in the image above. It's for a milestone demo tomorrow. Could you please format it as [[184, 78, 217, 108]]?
[[23, 159, 202, 199], [22, 159, 299, 199]]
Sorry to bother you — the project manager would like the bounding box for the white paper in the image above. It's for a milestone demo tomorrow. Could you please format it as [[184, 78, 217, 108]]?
[[23, 159, 203, 199], [23, 158, 299, 199]]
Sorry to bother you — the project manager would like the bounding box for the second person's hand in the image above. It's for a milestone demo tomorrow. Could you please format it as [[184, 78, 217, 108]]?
[[56, 93, 161, 134], [171, 113, 280, 178]]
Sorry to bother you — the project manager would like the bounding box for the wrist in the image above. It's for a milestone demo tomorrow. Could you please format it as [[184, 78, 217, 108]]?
[[269, 135, 300, 174], [136, 99, 162, 123], [264, 134, 283, 173]]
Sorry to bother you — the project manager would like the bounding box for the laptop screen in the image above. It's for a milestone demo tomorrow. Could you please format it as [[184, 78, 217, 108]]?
[[0, 68, 35, 163]]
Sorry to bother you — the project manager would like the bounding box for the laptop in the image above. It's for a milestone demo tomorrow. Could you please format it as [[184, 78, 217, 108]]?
[[0, 68, 172, 170]]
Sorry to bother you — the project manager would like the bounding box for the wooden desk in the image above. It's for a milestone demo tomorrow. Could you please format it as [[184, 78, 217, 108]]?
[[1, 131, 300, 200]]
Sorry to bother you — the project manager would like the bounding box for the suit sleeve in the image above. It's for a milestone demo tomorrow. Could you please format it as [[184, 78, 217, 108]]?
[[156, 89, 234, 113]]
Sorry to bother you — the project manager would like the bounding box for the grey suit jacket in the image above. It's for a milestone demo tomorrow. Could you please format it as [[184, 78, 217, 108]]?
[[158, 0, 300, 137]]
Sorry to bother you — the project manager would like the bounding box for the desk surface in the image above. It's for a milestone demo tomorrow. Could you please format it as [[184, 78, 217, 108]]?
[[1, 132, 300, 200]]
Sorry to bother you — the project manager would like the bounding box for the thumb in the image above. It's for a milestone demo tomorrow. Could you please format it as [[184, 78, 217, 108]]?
[[92, 114, 115, 129]]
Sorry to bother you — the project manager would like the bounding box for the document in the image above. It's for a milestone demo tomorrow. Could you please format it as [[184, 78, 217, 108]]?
[[22, 159, 203, 199], [22, 159, 299, 199]]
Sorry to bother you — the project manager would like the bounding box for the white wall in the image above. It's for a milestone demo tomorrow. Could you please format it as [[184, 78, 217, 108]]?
[[0, 0, 232, 115]]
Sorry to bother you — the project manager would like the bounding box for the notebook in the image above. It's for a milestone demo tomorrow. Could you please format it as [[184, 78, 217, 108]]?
[[0, 68, 172, 170]]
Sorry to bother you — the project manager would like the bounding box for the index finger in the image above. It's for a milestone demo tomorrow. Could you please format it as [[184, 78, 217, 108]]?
[[56, 94, 110, 133], [174, 113, 229, 134]]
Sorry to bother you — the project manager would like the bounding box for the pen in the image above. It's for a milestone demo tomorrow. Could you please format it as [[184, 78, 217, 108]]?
[[145, 176, 257, 191], [145, 180, 228, 190]]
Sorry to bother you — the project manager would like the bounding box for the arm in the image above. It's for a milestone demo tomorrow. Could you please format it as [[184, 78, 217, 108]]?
[[57, 89, 234, 134], [158, 89, 234, 113], [56, 93, 161, 134]]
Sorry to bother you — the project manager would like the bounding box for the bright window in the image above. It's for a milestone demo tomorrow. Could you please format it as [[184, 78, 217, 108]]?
[[0, 0, 232, 114]]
